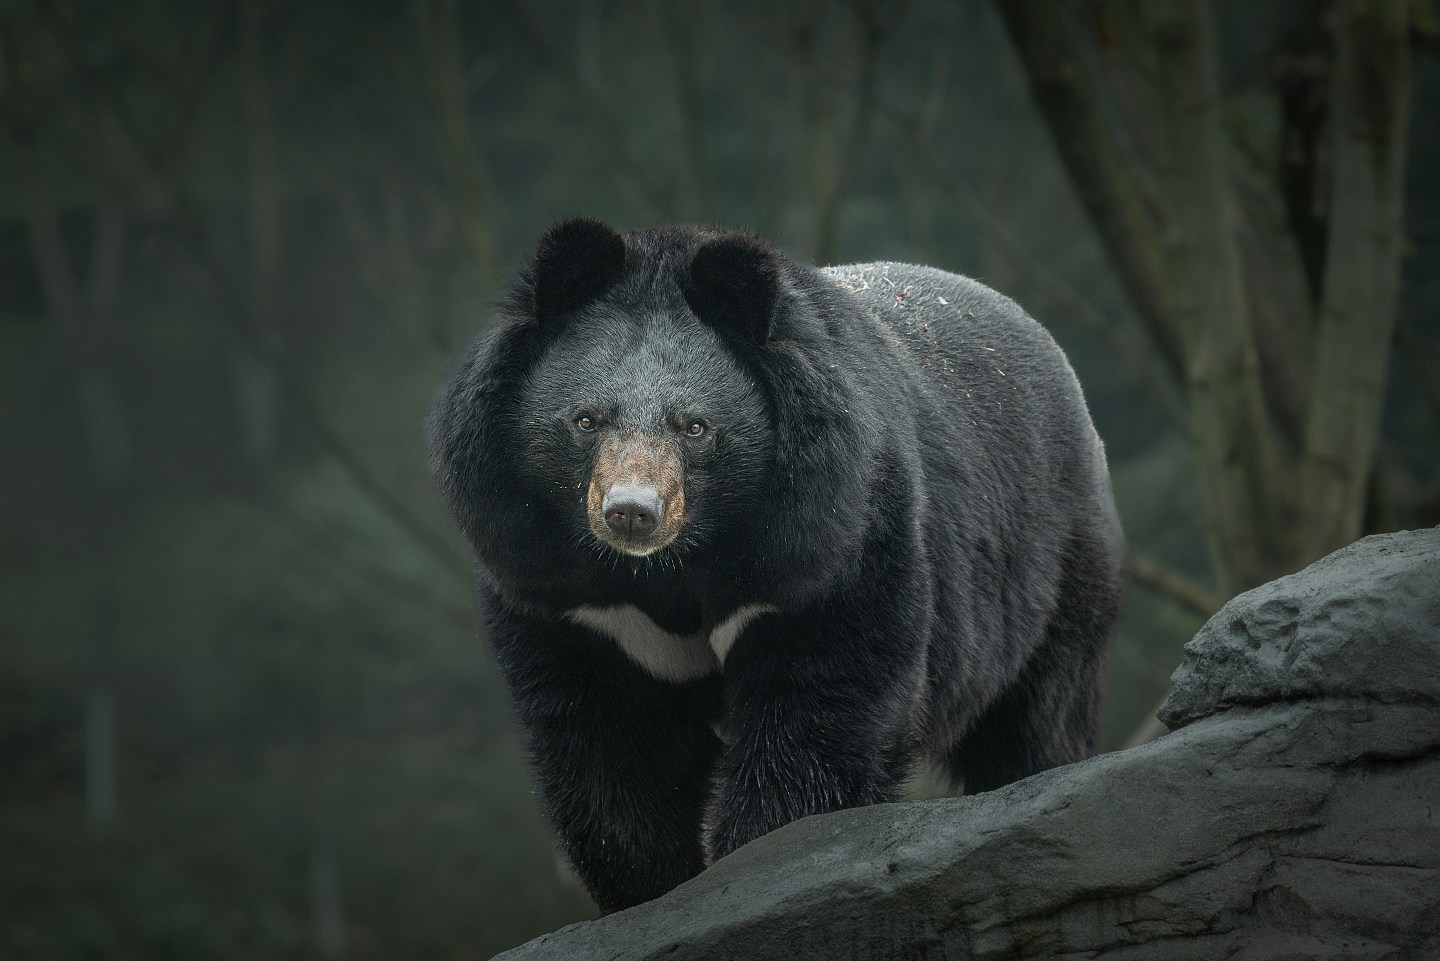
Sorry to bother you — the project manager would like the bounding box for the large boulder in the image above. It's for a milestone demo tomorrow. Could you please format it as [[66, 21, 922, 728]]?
[[496, 528, 1440, 960]]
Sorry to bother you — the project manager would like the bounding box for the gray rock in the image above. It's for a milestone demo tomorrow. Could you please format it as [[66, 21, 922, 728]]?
[[1159, 527, 1440, 729], [496, 528, 1440, 960]]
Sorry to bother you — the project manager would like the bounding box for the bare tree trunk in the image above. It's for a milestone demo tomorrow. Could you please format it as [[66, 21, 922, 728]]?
[[310, 843, 347, 958], [994, 2, 1185, 381], [16, 127, 137, 819], [657, 0, 722, 223], [1144, 0, 1282, 595], [975, 27, 1031, 293], [997, 0, 1419, 593], [490, 0, 676, 216], [235, 0, 283, 461], [85, 688, 118, 824], [423, 0, 502, 286], [1299, 0, 1413, 561], [905, 124, 1188, 433], [809, 2, 890, 265]]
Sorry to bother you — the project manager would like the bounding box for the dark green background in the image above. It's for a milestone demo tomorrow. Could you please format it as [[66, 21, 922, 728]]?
[[1, 1, 1436, 957]]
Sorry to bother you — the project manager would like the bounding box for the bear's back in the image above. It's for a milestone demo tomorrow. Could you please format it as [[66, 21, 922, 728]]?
[[822, 261, 1116, 550], [822, 262, 1096, 459], [823, 262, 1072, 400]]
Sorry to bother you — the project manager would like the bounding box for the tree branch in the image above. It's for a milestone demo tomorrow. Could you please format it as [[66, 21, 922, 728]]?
[[113, 332, 478, 633], [994, 1, 1185, 382], [1234, 185, 1315, 450], [38, 6, 472, 583], [1122, 543, 1226, 750], [897, 111, 1189, 435], [171, 196, 473, 584], [486, 0, 676, 216], [1125, 547, 1225, 621], [1122, 707, 1169, 750]]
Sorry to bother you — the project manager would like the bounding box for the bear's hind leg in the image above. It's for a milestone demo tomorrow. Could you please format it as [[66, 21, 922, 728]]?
[[947, 537, 1121, 794]]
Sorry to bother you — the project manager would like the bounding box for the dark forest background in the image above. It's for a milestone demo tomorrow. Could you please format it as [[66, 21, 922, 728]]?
[[1, 0, 1436, 957]]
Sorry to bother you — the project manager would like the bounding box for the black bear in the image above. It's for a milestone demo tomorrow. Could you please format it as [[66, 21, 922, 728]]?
[[428, 219, 1124, 913]]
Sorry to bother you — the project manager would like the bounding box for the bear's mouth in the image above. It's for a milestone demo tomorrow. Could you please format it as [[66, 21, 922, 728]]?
[[592, 526, 679, 557]]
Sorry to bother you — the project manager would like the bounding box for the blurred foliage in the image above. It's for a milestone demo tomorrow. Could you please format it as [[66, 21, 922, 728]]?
[[0, 0, 1436, 957]]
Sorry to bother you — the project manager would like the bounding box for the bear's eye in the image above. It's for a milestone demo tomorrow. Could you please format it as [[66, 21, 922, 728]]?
[[576, 414, 598, 432], [685, 420, 707, 438]]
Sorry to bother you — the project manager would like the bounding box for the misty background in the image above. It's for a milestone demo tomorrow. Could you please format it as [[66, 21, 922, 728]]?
[[1, 0, 1436, 957]]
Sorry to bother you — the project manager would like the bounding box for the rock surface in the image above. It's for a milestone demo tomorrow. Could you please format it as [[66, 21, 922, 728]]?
[[496, 529, 1440, 960]]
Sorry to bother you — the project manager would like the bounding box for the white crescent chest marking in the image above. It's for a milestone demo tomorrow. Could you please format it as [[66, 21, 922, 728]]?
[[566, 603, 777, 684], [708, 604, 776, 665]]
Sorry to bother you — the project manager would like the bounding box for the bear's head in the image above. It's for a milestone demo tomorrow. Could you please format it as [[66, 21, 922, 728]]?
[[522, 219, 787, 561], [431, 218, 875, 601], [437, 218, 813, 584]]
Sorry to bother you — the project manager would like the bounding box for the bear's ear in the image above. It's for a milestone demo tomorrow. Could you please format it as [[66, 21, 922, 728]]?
[[683, 235, 781, 343], [531, 218, 626, 324]]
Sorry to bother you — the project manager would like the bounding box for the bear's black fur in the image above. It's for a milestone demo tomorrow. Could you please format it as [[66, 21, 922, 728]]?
[[428, 219, 1124, 914]]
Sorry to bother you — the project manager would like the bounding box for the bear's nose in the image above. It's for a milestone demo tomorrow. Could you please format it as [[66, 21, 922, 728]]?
[[602, 485, 664, 538]]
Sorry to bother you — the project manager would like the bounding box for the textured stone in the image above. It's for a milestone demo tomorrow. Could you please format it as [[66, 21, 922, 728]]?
[[1158, 527, 1440, 728], [495, 528, 1440, 960]]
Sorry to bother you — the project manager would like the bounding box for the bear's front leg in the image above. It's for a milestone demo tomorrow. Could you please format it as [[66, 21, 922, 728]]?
[[485, 598, 723, 913], [705, 600, 927, 861]]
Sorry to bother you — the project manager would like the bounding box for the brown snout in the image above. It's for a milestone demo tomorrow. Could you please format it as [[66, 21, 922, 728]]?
[[587, 436, 685, 556]]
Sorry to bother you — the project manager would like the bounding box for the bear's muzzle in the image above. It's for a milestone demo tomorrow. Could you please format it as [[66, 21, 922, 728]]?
[[587, 434, 685, 556]]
